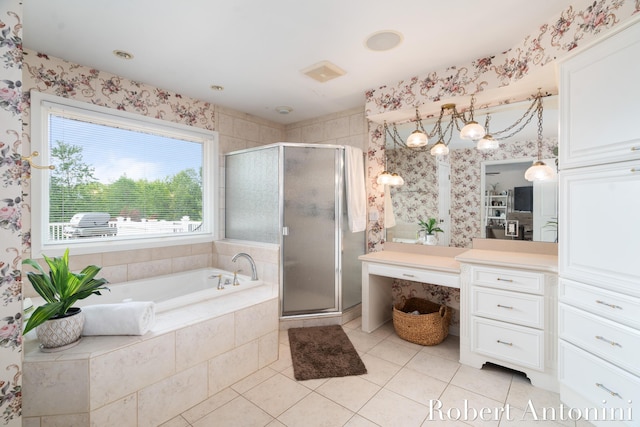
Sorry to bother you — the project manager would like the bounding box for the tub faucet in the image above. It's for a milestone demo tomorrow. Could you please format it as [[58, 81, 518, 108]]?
[[231, 252, 258, 281]]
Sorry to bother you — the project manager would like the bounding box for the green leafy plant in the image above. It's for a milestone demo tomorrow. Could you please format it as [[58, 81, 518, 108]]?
[[418, 218, 444, 235], [22, 249, 109, 335]]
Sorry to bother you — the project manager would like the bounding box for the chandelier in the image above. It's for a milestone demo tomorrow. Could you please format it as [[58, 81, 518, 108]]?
[[380, 90, 554, 185]]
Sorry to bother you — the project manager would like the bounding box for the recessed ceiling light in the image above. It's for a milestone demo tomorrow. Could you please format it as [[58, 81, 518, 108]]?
[[210, 85, 224, 91], [275, 106, 293, 114], [112, 50, 134, 60], [364, 30, 403, 52]]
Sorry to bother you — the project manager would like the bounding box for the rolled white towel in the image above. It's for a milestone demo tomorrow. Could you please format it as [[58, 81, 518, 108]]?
[[82, 302, 156, 336]]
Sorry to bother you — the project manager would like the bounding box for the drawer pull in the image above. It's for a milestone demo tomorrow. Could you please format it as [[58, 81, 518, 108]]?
[[402, 274, 416, 278], [496, 340, 513, 346], [596, 383, 622, 399], [632, 146, 640, 151], [596, 300, 623, 310], [497, 304, 514, 309], [632, 168, 640, 173], [595, 336, 622, 347], [496, 278, 514, 282]]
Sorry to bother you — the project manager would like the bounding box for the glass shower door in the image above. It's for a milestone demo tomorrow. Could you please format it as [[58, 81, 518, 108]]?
[[281, 146, 339, 315]]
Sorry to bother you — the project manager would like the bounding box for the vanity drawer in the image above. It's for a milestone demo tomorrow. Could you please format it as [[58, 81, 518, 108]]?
[[559, 340, 639, 421], [471, 266, 544, 294], [559, 278, 640, 330], [472, 286, 544, 328], [366, 263, 460, 288], [559, 303, 640, 377], [471, 317, 544, 370]]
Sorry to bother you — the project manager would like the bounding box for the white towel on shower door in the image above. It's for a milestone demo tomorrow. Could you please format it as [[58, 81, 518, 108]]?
[[82, 301, 156, 336], [344, 146, 367, 233]]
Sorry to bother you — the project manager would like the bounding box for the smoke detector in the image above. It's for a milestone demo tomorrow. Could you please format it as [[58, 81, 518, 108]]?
[[275, 106, 293, 115], [301, 60, 346, 83]]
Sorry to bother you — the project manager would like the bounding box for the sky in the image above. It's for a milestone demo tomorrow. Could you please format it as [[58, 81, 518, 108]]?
[[49, 115, 202, 184]]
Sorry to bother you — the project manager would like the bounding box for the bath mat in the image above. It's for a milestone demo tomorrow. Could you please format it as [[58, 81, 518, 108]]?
[[288, 325, 367, 381]]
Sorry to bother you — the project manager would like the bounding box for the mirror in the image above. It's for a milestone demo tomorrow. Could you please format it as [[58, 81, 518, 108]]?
[[384, 96, 558, 248]]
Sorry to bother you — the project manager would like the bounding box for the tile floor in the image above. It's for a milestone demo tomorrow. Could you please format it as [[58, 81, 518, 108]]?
[[161, 318, 595, 427]]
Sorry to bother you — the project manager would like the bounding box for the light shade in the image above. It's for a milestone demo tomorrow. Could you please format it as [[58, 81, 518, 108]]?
[[460, 121, 486, 141], [524, 161, 555, 181], [388, 173, 405, 186], [376, 171, 393, 185], [406, 129, 428, 147], [476, 134, 499, 150], [430, 140, 449, 156]]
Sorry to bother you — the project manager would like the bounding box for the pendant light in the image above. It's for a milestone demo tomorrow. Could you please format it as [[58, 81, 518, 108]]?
[[406, 108, 428, 147], [525, 92, 555, 181], [459, 95, 486, 141], [378, 122, 405, 186]]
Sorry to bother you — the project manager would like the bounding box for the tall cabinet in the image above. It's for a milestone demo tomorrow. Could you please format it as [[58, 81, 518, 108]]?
[[558, 18, 640, 426]]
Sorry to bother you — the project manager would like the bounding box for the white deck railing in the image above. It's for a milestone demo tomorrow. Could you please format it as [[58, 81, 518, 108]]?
[[48, 218, 203, 240]]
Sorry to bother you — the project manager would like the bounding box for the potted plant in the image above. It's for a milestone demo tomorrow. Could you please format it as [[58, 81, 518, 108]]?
[[23, 248, 109, 350], [418, 218, 444, 245]]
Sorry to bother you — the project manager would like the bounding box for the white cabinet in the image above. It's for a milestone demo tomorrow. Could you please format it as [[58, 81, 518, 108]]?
[[459, 263, 558, 392], [558, 17, 640, 426], [559, 19, 640, 169], [559, 161, 640, 297]]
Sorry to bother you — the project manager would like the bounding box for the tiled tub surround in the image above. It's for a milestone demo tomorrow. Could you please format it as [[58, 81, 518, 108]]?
[[22, 272, 279, 426]]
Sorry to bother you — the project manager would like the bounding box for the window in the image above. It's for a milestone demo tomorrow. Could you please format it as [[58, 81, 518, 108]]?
[[30, 92, 218, 257]]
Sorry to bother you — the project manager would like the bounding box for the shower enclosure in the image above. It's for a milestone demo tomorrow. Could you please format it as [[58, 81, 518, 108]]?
[[225, 143, 364, 317]]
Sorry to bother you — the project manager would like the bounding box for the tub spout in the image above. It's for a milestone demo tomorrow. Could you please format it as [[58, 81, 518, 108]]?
[[231, 253, 258, 281]]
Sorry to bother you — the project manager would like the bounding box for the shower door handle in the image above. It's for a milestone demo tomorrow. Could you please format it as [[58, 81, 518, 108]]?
[[282, 226, 289, 236]]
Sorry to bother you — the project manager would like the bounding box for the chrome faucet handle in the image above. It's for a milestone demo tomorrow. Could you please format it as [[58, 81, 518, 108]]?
[[233, 270, 242, 286], [217, 274, 224, 290]]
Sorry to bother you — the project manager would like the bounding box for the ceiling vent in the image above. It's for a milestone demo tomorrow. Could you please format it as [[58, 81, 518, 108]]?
[[301, 60, 346, 83]]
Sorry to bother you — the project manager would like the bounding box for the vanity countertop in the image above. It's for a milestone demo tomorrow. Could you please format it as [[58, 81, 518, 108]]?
[[454, 248, 558, 273], [358, 250, 462, 273]]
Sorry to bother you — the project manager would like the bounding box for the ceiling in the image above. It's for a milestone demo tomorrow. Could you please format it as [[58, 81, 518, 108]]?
[[22, 0, 573, 125]]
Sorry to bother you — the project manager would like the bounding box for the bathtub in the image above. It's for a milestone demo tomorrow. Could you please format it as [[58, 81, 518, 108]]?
[[23, 268, 280, 427], [76, 268, 267, 313]]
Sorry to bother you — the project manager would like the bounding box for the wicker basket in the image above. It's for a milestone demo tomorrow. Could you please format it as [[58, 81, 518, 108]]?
[[393, 298, 451, 346]]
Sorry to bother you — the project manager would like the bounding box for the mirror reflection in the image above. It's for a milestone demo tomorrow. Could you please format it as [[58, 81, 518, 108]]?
[[383, 96, 558, 248]]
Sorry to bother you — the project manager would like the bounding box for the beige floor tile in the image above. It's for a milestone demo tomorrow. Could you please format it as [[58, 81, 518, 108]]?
[[158, 415, 190, 427], [344, 414, 380, 426], [385, 367, 449, 406], [268, 343, 293, 372], [316, 375, 381, 412], [343, 317, 362, 330], [243, 373, 311, 417], [368, 339, 420, 366], [359, 388, 430, 427], [450, 365, 513, 403], [406, 351, 461, 383], [345, 328, 388, 353], [192, 396, 273, 427], [359, 353, 403, 387], [277, 392, 354, 427], [280, 365, 330, 390], [231, 366, 278, 394], [499, 406, 574, 426], [266, 419, 287, 427], [436, 384, 505, 427], [418, 334, 460, 361], [181, 388, 239, 424], [506, 375, 572, 427]]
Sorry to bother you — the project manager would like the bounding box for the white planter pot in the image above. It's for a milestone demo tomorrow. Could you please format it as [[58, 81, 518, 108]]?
[[36, 307, 84, 351], [424, 234, 438, 245]]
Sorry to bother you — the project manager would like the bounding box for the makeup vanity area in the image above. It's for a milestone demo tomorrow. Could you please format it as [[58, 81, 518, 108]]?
[[359, 238, 559, 391]]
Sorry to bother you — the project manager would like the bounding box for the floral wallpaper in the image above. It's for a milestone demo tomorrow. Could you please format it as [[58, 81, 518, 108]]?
[[364, 0, 638, 315], [0, 1, 23, 425], [365, 0, 640, 252], [19, 50, 217, 260]]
